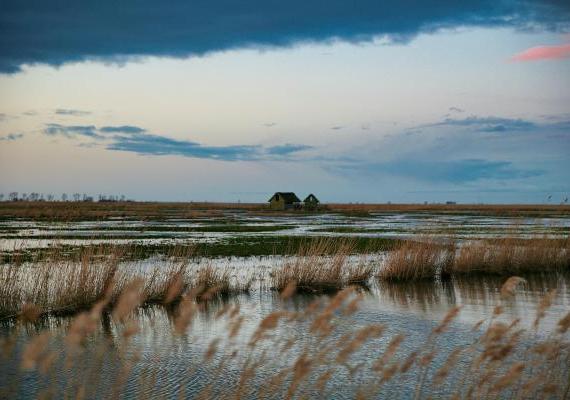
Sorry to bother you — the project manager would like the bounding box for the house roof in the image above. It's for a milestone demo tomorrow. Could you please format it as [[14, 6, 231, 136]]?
[[268, 192, 301, 203], [304, 194, 320, 202]]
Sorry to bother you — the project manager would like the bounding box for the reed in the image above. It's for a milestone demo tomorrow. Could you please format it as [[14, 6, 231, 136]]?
[[192, 264, 251, 300], [0, 243, 259, 319], [3, 277, 569, 399], [377, 238, 455, 281], [271, 238, 373, 293], [451, 237, 570, 275]]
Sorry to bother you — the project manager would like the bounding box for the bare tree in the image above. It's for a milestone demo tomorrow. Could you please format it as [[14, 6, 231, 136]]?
[[47, 194, 54, 201], [73, 193, 81, 202], [61, 193, 68, 202], [0, 194, 3, 202], [9, 192, 18, 201]]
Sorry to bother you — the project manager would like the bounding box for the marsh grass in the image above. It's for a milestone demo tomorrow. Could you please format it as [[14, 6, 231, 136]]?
[[271, 238, 374, 293], [378, 238, 455, 281], [193, 264, 252, 301], [2, 278, 569, 399], [450, 237, 570, 275], [0, 244, 253, 319], [377, 236, 569, 281]]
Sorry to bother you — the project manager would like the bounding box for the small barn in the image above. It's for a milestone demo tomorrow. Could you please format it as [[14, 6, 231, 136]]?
[[303, 194, 320, 210], [268, 192, 301, 210]]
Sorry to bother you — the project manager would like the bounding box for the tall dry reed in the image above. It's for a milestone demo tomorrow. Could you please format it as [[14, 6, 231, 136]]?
[[377, 238, 455, 281], [451, 237, 570, 275], [3, 276, 569, 399], [271, 238, 373, 293]]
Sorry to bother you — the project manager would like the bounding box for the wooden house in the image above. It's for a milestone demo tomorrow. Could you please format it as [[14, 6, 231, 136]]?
[[303, 194, 320, 210], [268, 192, 301, 210]]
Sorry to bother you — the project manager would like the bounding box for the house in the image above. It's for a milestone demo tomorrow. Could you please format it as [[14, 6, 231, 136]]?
[[303, 194, 320, 210], [268, 192, 301, 210]]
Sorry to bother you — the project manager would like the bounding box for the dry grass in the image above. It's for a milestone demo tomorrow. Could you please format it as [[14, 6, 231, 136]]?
[[451, 237, 570, 275], [192, 264, 252, 300], [378, 238, 455, 281], [0, 245, 253, 319], [271, 238, 373, 293], [2, 277, 569, 399], [1, 200, 568, 222], [326, 202, 570, 217], [377, 236, 569, 281]]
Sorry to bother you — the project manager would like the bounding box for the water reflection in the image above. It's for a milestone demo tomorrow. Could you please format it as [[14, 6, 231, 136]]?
[[1, 272, 569, 398]]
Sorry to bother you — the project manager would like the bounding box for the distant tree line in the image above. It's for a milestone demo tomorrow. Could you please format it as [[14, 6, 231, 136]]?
[[0, 192, 131, 202]]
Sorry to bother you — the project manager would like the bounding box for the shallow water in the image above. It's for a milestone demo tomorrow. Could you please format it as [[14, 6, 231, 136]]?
[[1, 211, 569, 250], [1, 272, 569, 399]]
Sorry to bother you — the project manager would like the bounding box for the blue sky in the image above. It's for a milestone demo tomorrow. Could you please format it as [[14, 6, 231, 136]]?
[[0, 1, 569, 203]]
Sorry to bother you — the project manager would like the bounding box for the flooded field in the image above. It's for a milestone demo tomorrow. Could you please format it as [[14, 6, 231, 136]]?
[[1, 210, 569, 251], [1, 204, 569, 398], [1, 274, 569, 399]]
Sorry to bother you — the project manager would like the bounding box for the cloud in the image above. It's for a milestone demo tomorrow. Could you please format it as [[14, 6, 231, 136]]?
[[1, 1, 569, 72], [55, 108, 91, 116], [510, 43, 570, 62], [43, 123, 102, 139], [330, 126, 344, 130], [42, 123, 311, 161], [100, 125, 146, 134], [0, 133, 24, 141], [420, 115, 537, 133], [266, 144, 313, 156], [263, 122, 277, 128], [448, 107, 464, 113], [332, 158, 543, 183], [107, 133, 262, 161]]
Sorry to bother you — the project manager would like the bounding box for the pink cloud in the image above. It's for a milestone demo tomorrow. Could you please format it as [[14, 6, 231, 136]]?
[[510, 43, 570, 62]]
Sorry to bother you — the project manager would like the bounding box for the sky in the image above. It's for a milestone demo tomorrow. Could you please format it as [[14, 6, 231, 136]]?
[[0, 1, 569, 203]]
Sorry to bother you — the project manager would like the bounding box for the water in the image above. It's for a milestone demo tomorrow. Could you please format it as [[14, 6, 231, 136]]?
[[1, 272, 569, 399], [1, 211, 569, 250], [1, 211, 568, 397]]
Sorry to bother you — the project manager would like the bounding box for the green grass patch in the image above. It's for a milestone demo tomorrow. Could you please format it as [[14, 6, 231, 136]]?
[[0, 235, 400, 263]]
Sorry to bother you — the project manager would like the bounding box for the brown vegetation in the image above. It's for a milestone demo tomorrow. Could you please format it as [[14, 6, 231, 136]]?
[[0, 245, 250, 319], [377, 236, 570, 281], [377, 238, 455, 281], [271, 238, 373, 293], [1, 200, 568, 222], [450, 237, 570, 275], [1, 278, 569, 399]]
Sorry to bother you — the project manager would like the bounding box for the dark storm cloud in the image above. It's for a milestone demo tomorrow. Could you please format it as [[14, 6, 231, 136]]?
[[41, 123, 312, 161], [1, 0, 569, 73]]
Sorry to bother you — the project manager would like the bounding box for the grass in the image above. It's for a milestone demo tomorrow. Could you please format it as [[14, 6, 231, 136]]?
[[1, 200, 569, 222], [0, 235, 399, 263], [450, 237, 570, 275], [376, 236, 570, 281], [0, 245, 251, 319], [271, 238, 374, 293], [2, 234, 568, 318], [377, 238, 455, 281], [1, 278, 569, 399]]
